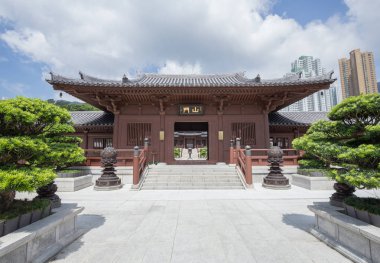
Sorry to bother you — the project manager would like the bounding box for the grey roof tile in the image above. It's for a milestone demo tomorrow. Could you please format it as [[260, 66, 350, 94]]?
[[70, 111, 114, 126], [269, 112, 329, 126], [49, 71, 335, 87]]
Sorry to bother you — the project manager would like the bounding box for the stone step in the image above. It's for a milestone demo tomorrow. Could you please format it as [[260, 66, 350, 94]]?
[[145, 177, 240, 182], [141, 165, 244, 190], [144, 180, 242, 184], [141, 185, 245, 190], [149, 172, 235, 177], [144, 175, 241, 178], [148, 167, 234, 170], [144, 182, 242, 187], [144, 177, 241, 182], [148, 169, 235, 172]]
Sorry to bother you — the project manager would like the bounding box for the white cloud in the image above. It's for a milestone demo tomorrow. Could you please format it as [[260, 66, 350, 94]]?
[[158, 60, 202, 74], [0, 0, 379, 97]]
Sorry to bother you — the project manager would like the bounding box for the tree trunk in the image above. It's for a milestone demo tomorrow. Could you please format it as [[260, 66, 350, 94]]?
[[0, 190, 16, 212]]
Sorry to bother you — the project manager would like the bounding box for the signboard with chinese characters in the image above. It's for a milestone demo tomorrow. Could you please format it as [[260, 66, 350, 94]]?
[[179, 105, 204, 115]]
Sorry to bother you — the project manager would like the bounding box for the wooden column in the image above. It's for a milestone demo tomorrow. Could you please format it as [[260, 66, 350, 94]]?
[[217, 113, 223, 162], [83, 130, 89, 149], [159, 112, 165, 163], [113, 113, 120, 148], [263, 113, 270, 148]]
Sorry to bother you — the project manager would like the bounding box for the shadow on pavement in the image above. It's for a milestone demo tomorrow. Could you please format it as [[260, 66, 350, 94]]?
[[49, 204, 106, 262], [282, 213, 314, 231]]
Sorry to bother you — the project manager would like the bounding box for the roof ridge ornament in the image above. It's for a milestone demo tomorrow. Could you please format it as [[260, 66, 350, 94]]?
[[254, 74, 261, 83], [328, 70, 334, 79], [122, 74, 129, 83]]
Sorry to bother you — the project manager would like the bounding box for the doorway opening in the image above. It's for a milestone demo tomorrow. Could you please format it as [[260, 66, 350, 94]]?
[[174, 122, 208, 161]]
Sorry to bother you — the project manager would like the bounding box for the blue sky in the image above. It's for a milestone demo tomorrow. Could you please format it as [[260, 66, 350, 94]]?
[[272, 0, 348, 25], [0, 0, 378, 101]]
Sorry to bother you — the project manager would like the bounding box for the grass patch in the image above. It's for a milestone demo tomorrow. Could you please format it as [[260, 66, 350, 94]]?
[[56, 169, 82, 174], [298, 168, 327, 173]]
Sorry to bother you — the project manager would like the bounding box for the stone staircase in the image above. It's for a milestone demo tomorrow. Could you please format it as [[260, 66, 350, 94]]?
[[141, 164, 245, 190]]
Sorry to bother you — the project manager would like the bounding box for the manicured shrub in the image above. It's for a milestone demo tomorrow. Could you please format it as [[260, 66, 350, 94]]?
[[293, 94, 380, 189], [0, 97, 85, 212], [199, 148, 208, 158], [174, 148, 181, 158]]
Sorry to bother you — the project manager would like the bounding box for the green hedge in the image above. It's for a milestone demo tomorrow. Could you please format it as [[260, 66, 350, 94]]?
[[344, 196, 380, 215], [0, 199, 50, 220]]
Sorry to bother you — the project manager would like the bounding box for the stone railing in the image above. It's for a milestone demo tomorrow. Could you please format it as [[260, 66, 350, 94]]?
[[236, 147, 253, 186], [231, 138, 301, 187], [132, 138, 150, 187], [84, 148, 134, 166], [230, 138, 300, 166]]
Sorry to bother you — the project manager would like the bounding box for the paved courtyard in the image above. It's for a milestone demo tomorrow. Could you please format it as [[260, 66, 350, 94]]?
[[21, 184, 379, 262]]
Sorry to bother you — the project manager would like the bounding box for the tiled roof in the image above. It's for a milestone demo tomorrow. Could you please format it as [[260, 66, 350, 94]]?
[[49, 71, 335, 87], [269, 112, 329, 126], [70, 111, 329, 127], [70, 111, 114, 126]]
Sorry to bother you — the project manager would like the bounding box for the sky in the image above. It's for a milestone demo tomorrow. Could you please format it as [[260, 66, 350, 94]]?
[[0, 0, 379, 101]]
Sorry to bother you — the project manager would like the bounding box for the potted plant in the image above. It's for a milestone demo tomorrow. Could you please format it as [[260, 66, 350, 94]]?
[[2, 212, 20, 236], [174, 148, 181, 158], [41, 200, 52, 218], [293, 94, 380, 207], [17, 201, 33, 228], [344, 197, 380, 227], [199, 148, 208, 159], [0, 219, 4, 236], [0, 199, 53, 236], [31, 199, 51, 222]]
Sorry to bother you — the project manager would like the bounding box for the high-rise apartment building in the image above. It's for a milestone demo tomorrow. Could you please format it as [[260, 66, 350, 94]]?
[[339, 49, 378, 99], [282, 56, 337, 112]]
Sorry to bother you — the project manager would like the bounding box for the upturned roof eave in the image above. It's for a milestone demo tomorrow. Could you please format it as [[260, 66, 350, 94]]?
[[47, 79, 335, 89], [46, 71, 336, 88]]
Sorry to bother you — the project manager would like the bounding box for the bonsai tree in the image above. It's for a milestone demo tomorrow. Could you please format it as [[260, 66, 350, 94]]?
[[0, 97, 85, 212], [293, 94, 380, 193]]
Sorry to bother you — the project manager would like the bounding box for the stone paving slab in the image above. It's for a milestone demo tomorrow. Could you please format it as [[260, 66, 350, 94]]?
[[17, 184, 380, 262]]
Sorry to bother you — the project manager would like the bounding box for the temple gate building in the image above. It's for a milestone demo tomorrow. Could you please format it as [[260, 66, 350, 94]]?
[[47, 71, 334, 165]]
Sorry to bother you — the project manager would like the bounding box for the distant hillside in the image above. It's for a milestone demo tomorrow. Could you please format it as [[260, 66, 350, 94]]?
[[378, 82, 380, 93], [47, 99, 100, 111]]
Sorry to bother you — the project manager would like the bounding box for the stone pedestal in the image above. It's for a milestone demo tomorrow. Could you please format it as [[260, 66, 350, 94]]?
[[330, 182, 355, 207], [94, 147, 122, 191], [35, 182, 61, 208], [262, 146, 290, 189]]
